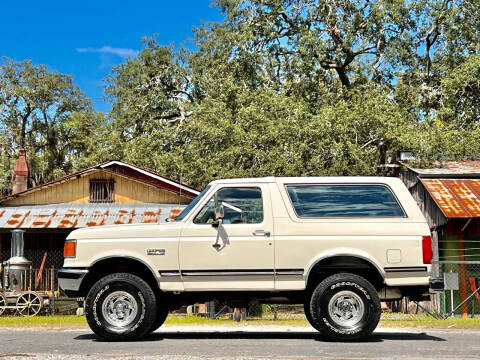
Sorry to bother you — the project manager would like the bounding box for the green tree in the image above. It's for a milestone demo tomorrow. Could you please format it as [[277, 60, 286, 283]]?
[[105, 39, 194, 136], [0, 59, 97, 192], [193, 0, 417, 90], [99, 0, 480, 189], [437, 54, 480, 128]]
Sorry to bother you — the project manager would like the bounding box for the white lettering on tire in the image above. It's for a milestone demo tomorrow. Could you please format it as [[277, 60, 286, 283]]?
[[129, 292, 146, 332], [330, 281, 371, 300], [93, 285, 109, 326], [324, 281, 370, 334], [322, 317, 362, 334], [92, 285, 145, 333]]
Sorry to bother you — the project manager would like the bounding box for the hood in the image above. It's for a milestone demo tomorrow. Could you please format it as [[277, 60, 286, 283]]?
[[67, 221, 183, 240]]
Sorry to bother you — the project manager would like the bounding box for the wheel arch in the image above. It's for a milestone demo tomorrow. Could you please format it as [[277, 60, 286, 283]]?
[[79, 256, 160, 297], [305, 254, 385, 290]]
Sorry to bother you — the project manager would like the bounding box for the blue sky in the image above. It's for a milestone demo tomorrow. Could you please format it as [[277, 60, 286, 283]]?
[[1, 1, 222, 112]]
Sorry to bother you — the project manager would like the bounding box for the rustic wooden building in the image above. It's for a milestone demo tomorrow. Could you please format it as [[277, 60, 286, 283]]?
[[0, 155, 198, 270], [399, 160, 480, 315]]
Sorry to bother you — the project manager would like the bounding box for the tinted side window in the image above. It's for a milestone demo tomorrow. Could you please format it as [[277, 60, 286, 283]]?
[[194, 187, 263, 224], [286, 184, 405, 218]]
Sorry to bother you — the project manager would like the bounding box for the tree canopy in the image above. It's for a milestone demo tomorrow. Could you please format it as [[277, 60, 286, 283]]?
[[1, 0, 480, 192], [0, 59, 105, 193]]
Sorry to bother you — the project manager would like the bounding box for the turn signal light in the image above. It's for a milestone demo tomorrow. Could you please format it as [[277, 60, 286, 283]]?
[[422, 236, 433, 264], [64, 240, 76, 258]]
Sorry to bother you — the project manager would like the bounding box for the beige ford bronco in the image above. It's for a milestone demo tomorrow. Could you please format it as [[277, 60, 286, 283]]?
[[59, 177, 443, 341]]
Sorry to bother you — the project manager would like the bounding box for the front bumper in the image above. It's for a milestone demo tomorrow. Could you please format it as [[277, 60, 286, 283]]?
[[58, 267, 88, 297], [429, 276, 445, 292]]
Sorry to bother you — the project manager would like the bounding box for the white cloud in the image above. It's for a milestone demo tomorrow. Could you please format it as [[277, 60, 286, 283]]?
[[76, 46, 139, 58]]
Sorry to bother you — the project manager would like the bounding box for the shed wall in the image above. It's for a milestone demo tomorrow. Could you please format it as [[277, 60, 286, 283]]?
[[3, 170, 192, 206]]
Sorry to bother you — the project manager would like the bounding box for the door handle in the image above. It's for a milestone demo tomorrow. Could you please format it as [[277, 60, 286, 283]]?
[[252, 230, 270, 237]]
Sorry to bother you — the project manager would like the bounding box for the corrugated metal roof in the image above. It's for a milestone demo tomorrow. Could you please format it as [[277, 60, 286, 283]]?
[[421, 179, 480, 218], [0, 203, 186, 229], [407, 160, 480, 176]]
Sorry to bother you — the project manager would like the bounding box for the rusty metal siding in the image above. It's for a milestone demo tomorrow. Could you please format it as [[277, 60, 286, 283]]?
[[0, 203, 186, 229], [421, 179, 480, 218]]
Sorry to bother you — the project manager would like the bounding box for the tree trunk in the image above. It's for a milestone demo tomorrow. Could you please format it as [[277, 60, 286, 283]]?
[[335, 67, 350, 87]]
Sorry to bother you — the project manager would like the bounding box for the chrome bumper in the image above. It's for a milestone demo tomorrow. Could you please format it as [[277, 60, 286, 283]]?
[[58, 268, 88, 295]]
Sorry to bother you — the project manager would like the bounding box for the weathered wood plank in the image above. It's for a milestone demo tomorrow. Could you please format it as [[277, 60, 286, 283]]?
[[2, 170, 189, 205]]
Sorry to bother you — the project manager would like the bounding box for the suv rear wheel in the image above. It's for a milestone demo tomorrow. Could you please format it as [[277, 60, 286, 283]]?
[[309, 273, 381, 341], [85, 273, 157, 341]]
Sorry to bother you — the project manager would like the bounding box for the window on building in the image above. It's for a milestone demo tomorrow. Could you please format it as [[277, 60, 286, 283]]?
[[194, 187, 263, 224], [89, 179, 115, 203], [286, 184, 405, 218]]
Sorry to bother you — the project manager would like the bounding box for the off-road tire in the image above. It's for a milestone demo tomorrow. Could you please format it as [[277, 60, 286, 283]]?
[[148, 307, 169, 334], [309, 273, 381, 341], [303, 300, 322, 332], [85, 273, 157, 341]]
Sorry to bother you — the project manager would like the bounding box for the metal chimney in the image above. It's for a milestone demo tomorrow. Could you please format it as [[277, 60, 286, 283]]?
[[3, 229, 31, 292], [9, 229, 30, 265]]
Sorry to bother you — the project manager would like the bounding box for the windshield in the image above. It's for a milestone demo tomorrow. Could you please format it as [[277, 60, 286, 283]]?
[[172, 185, 211, 222]]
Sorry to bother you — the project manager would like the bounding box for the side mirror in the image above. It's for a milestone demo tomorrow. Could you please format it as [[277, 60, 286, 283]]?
[[215, 204, 224, 221], [212, 204, 224, 228]]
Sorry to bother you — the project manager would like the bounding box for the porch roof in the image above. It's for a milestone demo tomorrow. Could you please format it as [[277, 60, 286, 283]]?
[[0, 203, 186, 229]]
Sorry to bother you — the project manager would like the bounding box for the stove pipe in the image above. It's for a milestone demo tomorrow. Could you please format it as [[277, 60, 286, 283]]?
[[12, 229, 24, 257], [7, 229, 31, 266], [2, 230, 31, 292]]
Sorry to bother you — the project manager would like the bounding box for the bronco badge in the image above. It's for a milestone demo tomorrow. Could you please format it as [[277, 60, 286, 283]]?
[[147, 249, 165, 256]]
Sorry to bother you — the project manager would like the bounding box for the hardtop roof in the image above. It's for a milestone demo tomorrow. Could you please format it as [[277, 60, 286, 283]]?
[[208, 176, 403, 186]]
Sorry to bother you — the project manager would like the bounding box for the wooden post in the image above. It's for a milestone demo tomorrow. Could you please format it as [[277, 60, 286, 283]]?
[[459, 233, 469, 318], [431, 230, 441, 312], [51, 266, 55, 316]]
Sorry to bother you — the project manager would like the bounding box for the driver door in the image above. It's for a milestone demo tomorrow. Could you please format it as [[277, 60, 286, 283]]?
[[179, 184, 274, 290]]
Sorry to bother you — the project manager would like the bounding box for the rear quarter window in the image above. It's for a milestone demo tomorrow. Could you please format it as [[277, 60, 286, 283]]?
[[286, 184, 406, 218]]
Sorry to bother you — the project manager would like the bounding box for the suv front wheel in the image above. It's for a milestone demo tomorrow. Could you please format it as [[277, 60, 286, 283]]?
[[85, 273, 157, 341], [309, 273, 381, 341], [148, 307, 169, 334]]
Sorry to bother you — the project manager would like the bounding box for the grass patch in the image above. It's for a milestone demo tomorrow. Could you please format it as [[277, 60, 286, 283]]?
[[0, 313, 480, 329], [379, 313, 480, 328], [0, 315, 309, 329], [0, 315, 87, 328]]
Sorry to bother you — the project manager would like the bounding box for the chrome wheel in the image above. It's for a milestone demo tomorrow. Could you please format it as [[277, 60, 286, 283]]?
[[327, 290, 364, 327], [101, 291, 138, 328]]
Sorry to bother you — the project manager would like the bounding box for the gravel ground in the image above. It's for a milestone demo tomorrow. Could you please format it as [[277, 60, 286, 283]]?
[[1, 325, 480, 360]]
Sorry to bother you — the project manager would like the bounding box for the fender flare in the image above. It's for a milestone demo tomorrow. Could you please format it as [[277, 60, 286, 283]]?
[[304, 252, 385, 286], [89, 255, 160, 281]]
